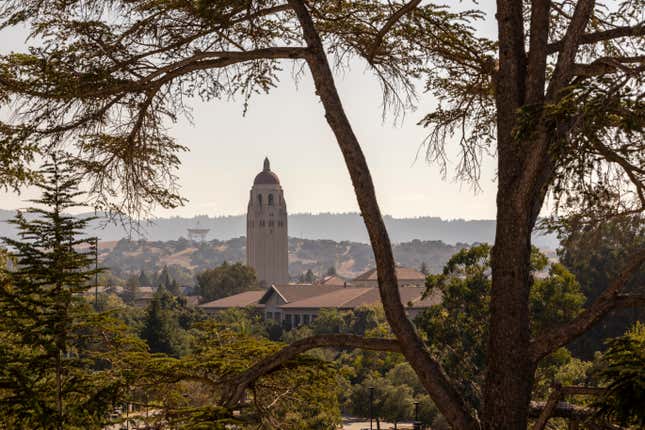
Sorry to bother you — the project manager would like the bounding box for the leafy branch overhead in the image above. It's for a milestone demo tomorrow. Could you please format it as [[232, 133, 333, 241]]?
[[0, 0, 492, 217]]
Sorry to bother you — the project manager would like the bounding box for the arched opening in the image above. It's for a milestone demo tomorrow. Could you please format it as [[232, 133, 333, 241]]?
[[257, 194, 263, 206], [268, 193, 274, 206]]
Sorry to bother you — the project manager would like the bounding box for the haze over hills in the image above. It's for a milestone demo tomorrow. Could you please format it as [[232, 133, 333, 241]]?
[[0, 210, 558, 249]]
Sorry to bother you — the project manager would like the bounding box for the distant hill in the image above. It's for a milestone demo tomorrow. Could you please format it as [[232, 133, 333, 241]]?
[[0, 210, 558, 249], [96, 237, 467, 283]]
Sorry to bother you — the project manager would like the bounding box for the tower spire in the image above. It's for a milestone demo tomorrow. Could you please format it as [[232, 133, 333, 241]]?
[[263, 157, 270, 171]]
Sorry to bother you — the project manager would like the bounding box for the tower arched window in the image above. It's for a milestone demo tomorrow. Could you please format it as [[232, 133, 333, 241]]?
[[268, 193, 274, 206], [257, 194, 263, 206]]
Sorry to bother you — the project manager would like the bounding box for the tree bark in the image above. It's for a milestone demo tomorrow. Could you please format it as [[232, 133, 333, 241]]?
[[484, 196, 535, 430], [482, 0, 536, 428], [286, 1, 478, 429]]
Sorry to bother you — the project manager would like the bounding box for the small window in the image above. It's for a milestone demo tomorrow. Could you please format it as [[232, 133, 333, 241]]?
[[294, 314, 301, 326], [268, 193, 274, 206], [284, 314, 293, 329], [303, 314, 310, 324], [274, 312, 280, 321], [259, 220, 265, 227], [266, 312, 273, 320], [257, 194, 263, 206]]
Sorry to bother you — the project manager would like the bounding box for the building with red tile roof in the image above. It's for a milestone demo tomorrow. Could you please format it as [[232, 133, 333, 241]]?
[[200, 281, 440, 328]]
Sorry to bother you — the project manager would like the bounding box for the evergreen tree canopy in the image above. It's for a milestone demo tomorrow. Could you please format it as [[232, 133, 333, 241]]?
[[0, 155, 144, 428], [593, 322, 645, 428], [140, 285, 188, 357]]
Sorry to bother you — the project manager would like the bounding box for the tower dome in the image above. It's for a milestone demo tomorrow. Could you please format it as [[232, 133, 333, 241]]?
[[253, 157, 280, 185]]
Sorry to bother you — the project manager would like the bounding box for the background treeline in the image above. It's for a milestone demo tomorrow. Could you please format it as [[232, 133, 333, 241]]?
[[0, 210, 559, 249], [96, 236, 470, 286]]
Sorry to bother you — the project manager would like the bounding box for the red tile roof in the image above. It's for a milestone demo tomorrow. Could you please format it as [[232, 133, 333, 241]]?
[[353, 266, 426, 282], [259, 284, 346, 304], [317, 275, 347, 286], [199, 284, 442, 312], [281, 286, 441, 310], [200, 290, 266, 309]]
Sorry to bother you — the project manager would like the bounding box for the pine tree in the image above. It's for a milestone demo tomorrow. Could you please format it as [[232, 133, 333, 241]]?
[[140, 285, 186, 357], [304, 269, 316, 283], [0, 154, 142, 428], [138, 269, 150, 287], [420, 262, 429, 275], [122, 274, 141, 304], [169, 278, 181, 296]]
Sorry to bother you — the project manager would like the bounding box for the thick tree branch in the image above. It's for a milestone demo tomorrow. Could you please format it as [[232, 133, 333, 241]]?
[[525, 0, 551, 104], [221, 334, 399, 408], [572, 56, 645, 77], [532, 384, 562, 430], [530, 250, 645, 362], [547, 23, 645, 54], [367, 0, 421, 63], [286, 1, 479, 429], [529, 400, 593, 420], [547, 0, 595, 98], [1, 47, 309, 100]]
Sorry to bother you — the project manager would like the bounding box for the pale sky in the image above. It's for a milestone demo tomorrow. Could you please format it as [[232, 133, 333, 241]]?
[[1, 3, 509, 220]]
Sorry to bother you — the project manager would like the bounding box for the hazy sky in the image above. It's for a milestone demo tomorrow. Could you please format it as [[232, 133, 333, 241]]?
[[1, 4, 508, 220]]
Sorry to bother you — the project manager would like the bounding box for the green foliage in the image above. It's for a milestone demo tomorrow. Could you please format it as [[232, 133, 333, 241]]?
[[196, 262, 257, 302], [530, 263, 586, 335], [299, 268, 316, 283], [138, 270, 151, 288], [311, 308, 349, 334], [137, 323, 342, 429], [533, 348, 593, 400], [0, 155, 145, 428], [0, 0, 494, 216], [592, 322, 645, 427], [212, 307, 267, 337], [348, 373, 426, 427], [122, 274, 140, 305], [416, 244, 587, 410], [140, 286, 192, 357], [556, 214, 645, 359]]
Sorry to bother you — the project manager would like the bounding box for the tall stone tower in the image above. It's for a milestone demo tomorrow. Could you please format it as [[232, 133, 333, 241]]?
[[246, 157, 289, 286]]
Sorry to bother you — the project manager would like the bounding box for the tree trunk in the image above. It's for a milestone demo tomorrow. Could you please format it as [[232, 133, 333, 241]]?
[[56, 348, 63, 430], [287, 2, 478, 429], [482, 133, 541, 429]]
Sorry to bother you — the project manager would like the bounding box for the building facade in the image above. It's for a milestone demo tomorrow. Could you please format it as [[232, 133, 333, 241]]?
[[200, 283, 442, 328], [246, 157, 289, 286]]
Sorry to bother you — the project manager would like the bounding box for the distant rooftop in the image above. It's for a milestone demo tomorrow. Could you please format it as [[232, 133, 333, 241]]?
[[353, 266, 426, 282]]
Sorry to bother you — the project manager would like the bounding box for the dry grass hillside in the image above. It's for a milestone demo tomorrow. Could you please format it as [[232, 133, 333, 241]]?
[[99, 237, 468, 284]]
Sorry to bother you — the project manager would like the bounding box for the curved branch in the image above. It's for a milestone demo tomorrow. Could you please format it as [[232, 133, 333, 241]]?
[[222, 334, 399, 408], [367, 0, 421, 63], [547, 23, 645, 54], [286, 1, 479, 429], [530, 250, 645, 362], [572, 56, 645, 77]]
